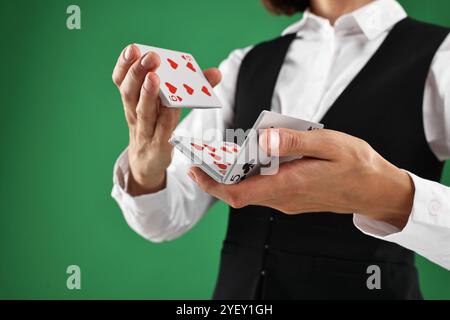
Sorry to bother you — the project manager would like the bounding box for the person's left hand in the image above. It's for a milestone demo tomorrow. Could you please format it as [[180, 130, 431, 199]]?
[[188, 128, 415, 229]]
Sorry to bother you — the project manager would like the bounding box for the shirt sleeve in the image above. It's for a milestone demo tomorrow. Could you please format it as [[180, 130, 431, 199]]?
[[422, 33, 450, 161], [354, 172, 450, 270], [353, 34, 450, 270], [111, 46, 253, 242]]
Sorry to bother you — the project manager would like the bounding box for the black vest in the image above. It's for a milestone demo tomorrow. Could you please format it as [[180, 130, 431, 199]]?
[[213, 18, 449, 300]]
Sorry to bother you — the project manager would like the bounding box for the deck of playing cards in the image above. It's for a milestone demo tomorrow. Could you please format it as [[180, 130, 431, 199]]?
[[170, 111, 324, 184], [136, 44, 222, 109]]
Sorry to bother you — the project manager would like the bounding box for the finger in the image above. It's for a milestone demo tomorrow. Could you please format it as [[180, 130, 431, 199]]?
[[135, 72, 161, 139], [154, 106, 181, 144], [188, 166, 224, 197], [203, 68, 222, 88], [120, 51, 161, 111], [189, 167, 280, 208], [258, 128, 341, 160], [189, 167, 217, 187], [152, 68, 220, 144], [112, 44, 140, 87]]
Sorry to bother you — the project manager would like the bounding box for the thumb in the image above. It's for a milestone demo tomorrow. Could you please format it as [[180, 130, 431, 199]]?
[[203, 68, 222, 88], [258, 128, 334, 159]]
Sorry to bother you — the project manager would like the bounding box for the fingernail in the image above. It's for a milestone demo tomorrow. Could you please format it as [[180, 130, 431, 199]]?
[[269, 129, 280, 154], [141, 52, 154, 69], [259, 129, 279, 155], [187, 169, 197, 183], [123, 45, 134, 61], [143, 74, 152, 91], [258, 129, 268, 151]]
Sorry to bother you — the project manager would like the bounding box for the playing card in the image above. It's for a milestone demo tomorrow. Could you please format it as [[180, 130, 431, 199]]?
[[222, 111, 324, 183], [222, 132, 259, 184], [170, 136, 240, 183], [170, 111, 323, 185], [136, 44, 222, 109]]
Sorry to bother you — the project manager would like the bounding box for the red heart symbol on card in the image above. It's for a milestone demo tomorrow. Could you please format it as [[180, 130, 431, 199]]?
[[214, 161, 228, 170], [204, 144, 216, 152], [167, 58, 178, 69], [183, 84, 194, 95], [209, 153, 221, 161], [177, 96, 183, 101], [201, 86, 211, 96], [165, 82, 177, 94], [186, 62, 196, 72], [190, 143, 204, 151]]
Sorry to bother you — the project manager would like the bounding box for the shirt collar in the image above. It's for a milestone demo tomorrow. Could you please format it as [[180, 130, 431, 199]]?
[[282, 0, 407, 40]]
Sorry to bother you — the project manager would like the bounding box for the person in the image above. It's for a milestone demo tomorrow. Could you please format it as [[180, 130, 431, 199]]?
[[111, 0, 450, 299]]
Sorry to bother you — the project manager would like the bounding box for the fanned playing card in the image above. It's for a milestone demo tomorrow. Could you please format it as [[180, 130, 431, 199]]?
[[169, 136, 240, 183], [223, 111, 324, 183], [170, 111, 324, 185], [136, 44, 222, 109]]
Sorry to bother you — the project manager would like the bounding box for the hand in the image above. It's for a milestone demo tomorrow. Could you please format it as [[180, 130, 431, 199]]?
[[188, 128, 415, 229], [112, 44, 222, 195]]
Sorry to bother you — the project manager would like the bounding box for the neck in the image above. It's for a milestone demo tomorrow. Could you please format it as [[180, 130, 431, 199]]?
[[310, 0, 374, 24]]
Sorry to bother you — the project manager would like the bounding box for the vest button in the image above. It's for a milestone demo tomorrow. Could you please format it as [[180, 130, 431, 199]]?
[[264, 244, 269, 250], [269, 216, 274, 222], [261, 270, 266, 276]]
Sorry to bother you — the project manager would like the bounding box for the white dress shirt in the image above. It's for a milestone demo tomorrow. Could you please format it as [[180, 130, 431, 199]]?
[[112, 0, 450, 270]]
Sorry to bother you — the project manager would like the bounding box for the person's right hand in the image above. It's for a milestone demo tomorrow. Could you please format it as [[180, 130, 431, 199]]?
[[112, 44, 222, 195]]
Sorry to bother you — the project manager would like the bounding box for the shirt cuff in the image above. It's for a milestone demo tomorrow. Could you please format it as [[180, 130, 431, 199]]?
[[111, 148, 170, 214], [353, 171, 450, 269]]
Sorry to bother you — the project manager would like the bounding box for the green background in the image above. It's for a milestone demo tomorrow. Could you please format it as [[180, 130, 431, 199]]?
[[1, 0, 450, 299]]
